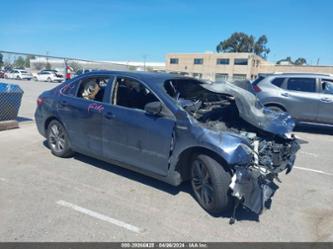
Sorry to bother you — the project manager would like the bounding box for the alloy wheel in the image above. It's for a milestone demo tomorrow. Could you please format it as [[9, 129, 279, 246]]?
[[191, 159, 214, 207], [48, 123, 66, 153]]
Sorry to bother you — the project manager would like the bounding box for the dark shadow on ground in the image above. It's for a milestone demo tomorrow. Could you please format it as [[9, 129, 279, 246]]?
[[42, 139, 262, 222], [295, 123, 333, 135], [16, 116, 33, 122]]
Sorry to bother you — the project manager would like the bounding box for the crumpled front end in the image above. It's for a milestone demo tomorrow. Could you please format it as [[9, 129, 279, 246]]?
[[228, 134, 300, 217]]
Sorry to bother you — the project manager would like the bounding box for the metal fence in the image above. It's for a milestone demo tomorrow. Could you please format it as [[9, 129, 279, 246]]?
[[0, 83, 24, 121]]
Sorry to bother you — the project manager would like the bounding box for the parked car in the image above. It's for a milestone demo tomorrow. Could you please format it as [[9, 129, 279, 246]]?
[[252, 73, 333, 125], [33, 70, 64, 82], [0, 70, 5, 78], [4, 69, 33, 80], [35, 71, 299, 221]]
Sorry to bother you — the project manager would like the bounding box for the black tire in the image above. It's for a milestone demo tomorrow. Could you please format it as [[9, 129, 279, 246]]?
[[191, 154, 232, 215], [47, 120, 74, 158], [47, 77, 52, 82]]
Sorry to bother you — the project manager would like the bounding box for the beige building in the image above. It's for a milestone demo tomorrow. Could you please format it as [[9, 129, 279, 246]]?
[[165, 52, 333, 81]]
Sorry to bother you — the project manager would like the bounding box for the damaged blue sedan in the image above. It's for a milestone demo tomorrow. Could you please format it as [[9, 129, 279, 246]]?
[[35, 71, 300, 223]]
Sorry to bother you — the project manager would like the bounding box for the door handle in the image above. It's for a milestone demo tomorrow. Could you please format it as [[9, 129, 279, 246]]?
[[281, 93, 289, 97], [104, 112, 115, 120], [320, 97, 332, 103]]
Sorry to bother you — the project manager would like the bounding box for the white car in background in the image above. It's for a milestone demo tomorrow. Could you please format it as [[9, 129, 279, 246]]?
[[5, 69, 33, 80], [33, 70, 64, 83]]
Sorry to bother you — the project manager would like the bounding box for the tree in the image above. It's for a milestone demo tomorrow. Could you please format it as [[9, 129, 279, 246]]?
[[294, 57, 307, 65], [13, 56, 26, 68], [34, 62, 46, 71], [0, 53, 3, 68], [277, 57, 307, 65], [45, 62, 52, 70], [68, 61, 82, 72], [216, 32, 270, 58], [25, 55, 36, 68]]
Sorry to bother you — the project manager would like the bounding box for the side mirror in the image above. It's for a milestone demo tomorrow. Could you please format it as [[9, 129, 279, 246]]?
[[144, 101, 162, 116]]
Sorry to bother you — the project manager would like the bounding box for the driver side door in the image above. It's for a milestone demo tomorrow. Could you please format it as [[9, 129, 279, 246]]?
[[102, 76, 176, 176]]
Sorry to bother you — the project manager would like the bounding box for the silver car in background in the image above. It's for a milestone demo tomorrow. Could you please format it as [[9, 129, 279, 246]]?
[[253, 73, 333, 125]]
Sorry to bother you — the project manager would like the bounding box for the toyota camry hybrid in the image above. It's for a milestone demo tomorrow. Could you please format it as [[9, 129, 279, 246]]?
[[35, 71, 300, 223]]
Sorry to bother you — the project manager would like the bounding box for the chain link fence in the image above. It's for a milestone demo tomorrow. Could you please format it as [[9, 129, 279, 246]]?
[[0, 83, 24, 121]]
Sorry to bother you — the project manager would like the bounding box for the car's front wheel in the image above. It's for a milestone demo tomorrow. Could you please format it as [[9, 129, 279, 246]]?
[[191, 154, 232, 215], [47, 120, 74, 158]]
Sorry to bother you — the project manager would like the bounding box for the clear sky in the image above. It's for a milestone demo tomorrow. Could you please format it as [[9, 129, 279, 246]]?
[[0, 0, 332, 64]]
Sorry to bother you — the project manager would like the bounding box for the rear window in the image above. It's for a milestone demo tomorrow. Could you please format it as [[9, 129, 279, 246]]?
[[252, 76, 265, 86], [271, 77, 285, 88], [287, 78, 316, 93]]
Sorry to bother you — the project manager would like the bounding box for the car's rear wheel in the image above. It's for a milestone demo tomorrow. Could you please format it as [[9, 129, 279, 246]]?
[[16, 76, 20, 80], [33, 77, 38, 81], [191, 154, 232, 215], [47, 120, 74, 158], [47, 77, 52, 82]]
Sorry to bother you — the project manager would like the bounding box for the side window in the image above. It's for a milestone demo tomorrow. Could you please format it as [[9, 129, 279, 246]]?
[[287, 78, 316, 93], [271, 77, 285, 88], [112, 77, 159, 110], [322, 79, 333, 95], [77, 77, 110, 102]]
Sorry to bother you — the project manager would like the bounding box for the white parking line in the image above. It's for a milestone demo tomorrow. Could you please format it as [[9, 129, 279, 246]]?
[[294, 166, 333, 176], [56, 200, 144, 233], [300, 151, 319, 158]]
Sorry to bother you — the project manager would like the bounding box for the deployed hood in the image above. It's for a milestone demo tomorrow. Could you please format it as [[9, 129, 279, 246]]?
[[201, 81, 295, 137]]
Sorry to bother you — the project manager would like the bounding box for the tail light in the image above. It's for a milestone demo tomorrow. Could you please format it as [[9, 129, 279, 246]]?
[[37, 97, 44, 106], [253, 84, 262, 93]]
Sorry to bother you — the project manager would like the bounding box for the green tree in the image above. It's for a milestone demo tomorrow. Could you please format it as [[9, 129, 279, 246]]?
[[0, 53, 3, 68], [13, 56, 26, 68], [45, 62, 52, 70], [216, 32, 270, 58], [277, 57, 307, 65], [294, 57, 307, 65], [25, 55, 36, 68], [68, 61, 82, 72]]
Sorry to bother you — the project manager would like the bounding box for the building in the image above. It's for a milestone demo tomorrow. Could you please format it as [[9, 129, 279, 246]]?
[[165, 52, 333, 81]]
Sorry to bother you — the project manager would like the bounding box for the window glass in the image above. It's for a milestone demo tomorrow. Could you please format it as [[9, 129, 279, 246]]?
[[77, 77, 110, 102], [216, 58, 229, 65], [232, 74, 247, 80], [193, 58, 204, 65], [215, 73, 228, 82], [271, 77, 285, 88], [322, 80, 333, 94], [170, 58, 179, 64], [234, 59, 248, 65], [113, 77, 159, 110], [287, 78, 316, 93]]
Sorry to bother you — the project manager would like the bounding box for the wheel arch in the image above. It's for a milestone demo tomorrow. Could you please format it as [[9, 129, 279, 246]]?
[[264, 102, 287, 112], [175, 146, 231, 182]]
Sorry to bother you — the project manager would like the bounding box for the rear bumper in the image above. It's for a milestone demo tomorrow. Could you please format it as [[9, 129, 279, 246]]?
[[34, 109, 46, 137]]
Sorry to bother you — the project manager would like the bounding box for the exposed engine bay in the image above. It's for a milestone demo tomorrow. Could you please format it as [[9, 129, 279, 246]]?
[[167, 79, 300, 222]]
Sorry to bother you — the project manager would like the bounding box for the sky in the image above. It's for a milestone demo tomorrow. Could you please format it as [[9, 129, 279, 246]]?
[[0, 0, 332, 64]]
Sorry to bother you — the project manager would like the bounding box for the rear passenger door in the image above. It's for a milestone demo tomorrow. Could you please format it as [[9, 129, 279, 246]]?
[[281, 77, 320, 122], [57, 75, 114, 155]]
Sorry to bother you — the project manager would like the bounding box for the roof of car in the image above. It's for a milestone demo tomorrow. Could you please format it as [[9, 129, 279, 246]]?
[[261, 73, 333, 78], [81, 70, 190, 84]]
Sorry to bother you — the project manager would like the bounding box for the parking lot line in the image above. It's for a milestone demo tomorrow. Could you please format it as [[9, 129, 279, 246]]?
[[294, 166, 333, 176], [56, 200, 144, 233]]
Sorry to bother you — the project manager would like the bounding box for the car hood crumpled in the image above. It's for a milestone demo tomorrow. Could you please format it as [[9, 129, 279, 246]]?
[[201, 81, 295, 137]]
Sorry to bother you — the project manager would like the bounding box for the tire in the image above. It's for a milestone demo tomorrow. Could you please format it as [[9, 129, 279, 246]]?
[[47, 120, 74, 158], [191, 154, 232, 215], [266, 105, 285, 113], [16, 76, 20, 80], [47, 77, 52, 82], [33, 77, 38, 81]]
